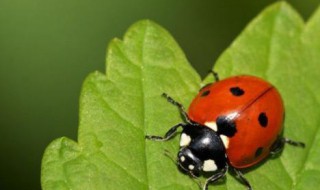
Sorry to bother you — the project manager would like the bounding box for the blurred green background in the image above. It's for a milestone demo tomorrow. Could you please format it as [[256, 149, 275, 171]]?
[[0, 0, 319, 189]]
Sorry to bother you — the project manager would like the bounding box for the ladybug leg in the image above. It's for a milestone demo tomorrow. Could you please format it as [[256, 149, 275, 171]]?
[[162, 93, 193, 124], [145, 123, 186, 141], [199, 71, 219, 91], [270, 137, 305, 155], [283, 138, 305, 147], [210, 70, 220, 82], [203, 165, 228, 190], [232, 167, 252, 190], [270, 137, 285, 155]]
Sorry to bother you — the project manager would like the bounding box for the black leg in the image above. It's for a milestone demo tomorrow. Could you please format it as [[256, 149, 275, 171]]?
[[270, 137, 305, 155], [209, 70, 220, 82], [284, 138, 305, 147], [162, 93, 193, 123], [203, 165, 228, 190], [145, 123, 185, 141], [232, 168, 252, 190]]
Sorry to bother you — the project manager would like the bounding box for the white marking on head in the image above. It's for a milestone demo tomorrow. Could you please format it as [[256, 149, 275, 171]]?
[[203, 159, 217, 172], [180, 156, 185, 162], [204, 121, 217, 131], [220, 135, 230, 149], [180, 133, 191, 147], [188, 164, 195, 170]]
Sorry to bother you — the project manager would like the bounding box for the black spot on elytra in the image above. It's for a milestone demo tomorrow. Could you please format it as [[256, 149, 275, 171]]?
[[230, 87, 245, 96], [216, 115, 237, 137], [255, 147, 263, 158], [201, 90, 210, 97], [258, 112, 268, 127]]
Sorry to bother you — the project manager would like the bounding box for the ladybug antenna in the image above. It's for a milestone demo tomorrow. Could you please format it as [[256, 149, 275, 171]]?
[[190, 173, 202, 189], [177, 160, 203, 188], [163, 149, 178, 164]]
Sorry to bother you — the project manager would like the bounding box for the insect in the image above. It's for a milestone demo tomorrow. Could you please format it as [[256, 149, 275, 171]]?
[[146, 72, 305, 190]]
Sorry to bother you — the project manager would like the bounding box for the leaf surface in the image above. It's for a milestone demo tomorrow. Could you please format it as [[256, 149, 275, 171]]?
[[42, 2, 320, 190], [211, 2, 320, 190], [41, 20, 201, 190]]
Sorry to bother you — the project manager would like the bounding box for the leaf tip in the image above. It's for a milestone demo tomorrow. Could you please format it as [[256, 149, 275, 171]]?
[[265, 1, 303, 22]]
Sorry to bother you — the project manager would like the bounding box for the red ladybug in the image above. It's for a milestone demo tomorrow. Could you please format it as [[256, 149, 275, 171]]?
[[146, 73, 305, 190]]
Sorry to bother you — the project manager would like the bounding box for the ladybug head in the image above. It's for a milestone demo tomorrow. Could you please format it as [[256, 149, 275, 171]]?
[[177, 148, 202, 176], [177, 123, 228, 175]]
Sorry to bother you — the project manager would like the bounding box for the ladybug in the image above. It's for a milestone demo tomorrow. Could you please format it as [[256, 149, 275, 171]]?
[[146, 72, 305, 190]]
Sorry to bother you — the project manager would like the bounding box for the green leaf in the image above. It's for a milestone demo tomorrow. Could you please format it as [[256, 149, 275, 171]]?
[[41, 20, 201, 190], [210, 2, 320, 190], [41, 2, 320, 190]]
